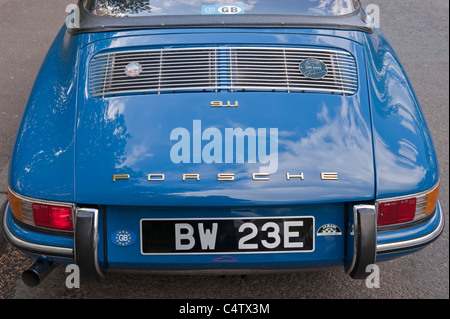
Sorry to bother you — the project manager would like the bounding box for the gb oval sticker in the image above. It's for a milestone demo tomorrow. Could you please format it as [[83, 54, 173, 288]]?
[[218, 5, 243, 14], [111, 230, 136, 247]]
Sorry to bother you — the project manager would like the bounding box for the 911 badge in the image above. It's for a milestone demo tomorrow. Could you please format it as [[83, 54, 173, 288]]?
[[317, 224, 342, 236], [112, 230, 136, 246]]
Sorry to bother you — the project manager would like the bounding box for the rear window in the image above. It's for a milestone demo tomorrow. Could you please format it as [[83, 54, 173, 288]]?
[[85, 0, 358, 18]]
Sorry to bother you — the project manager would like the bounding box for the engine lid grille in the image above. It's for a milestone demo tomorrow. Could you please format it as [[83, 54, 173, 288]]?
[[89, 46, 358, 98]]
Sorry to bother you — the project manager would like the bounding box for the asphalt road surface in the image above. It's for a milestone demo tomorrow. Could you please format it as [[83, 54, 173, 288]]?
[[0, 0, 448, 300]]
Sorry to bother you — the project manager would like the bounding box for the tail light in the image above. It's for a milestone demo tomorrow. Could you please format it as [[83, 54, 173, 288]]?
[[8, 188, 74, 232], [377, 182, 440, 227]]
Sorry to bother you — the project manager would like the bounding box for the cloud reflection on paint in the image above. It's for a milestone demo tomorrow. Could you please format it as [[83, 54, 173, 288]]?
[[169, 100, 375, 204]]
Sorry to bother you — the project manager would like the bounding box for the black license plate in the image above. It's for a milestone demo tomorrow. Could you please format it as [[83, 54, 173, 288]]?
[[140, 217, 314, 254]]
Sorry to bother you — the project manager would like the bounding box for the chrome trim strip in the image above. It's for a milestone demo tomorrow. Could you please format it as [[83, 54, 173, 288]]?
[[91, 87, 358, 97], [2, 203, 74, 258], [377, 201, 444, 254], [92, 46, 353, 58], [7, 187, 75, 209]]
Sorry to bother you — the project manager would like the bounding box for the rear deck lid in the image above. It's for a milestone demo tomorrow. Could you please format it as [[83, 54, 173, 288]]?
[[75, 33, 375, 206]]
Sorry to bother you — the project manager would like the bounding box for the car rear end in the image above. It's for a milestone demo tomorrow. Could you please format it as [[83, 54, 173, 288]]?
[[1, 0, 443, 286]]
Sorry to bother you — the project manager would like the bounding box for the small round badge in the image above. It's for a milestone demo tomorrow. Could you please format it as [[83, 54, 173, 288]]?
[[124, 62, 142, 77], [299, 58, 328, 79]]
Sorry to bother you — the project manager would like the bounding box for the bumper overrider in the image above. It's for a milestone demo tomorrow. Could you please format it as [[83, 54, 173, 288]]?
[[1, 195, 444, 286]]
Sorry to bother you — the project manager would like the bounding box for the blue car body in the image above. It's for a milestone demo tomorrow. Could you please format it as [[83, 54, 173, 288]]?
[[1, 0, 443, 284]]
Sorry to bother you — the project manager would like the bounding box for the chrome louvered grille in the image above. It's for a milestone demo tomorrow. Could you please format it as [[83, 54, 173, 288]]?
[[89, 47, 358, 98]]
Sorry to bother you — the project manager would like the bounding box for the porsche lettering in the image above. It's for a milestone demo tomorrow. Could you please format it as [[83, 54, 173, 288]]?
[[113, 172, 339, 182]]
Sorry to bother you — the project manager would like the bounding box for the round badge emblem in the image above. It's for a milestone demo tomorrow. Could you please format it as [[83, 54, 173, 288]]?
[[124, 62, 142, 77], [299, 58, 328, 79]]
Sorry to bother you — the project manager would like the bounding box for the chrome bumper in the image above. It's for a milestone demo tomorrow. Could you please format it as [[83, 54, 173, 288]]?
[[2, 203, 73, 258], [376, 201, 444, 254], [2, 200, 445, 278]]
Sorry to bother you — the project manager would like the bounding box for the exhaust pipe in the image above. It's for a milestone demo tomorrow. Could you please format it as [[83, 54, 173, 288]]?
[[22, 259, 56, 288]]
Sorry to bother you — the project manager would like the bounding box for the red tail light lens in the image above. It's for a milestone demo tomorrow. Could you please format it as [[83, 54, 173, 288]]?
[[32, 203, 74, 231], [377, 198, 416, 226], [32, 203, 52, 228]]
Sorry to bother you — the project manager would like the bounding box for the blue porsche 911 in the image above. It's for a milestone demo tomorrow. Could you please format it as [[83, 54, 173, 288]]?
[[0, 0, 443, 287]]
